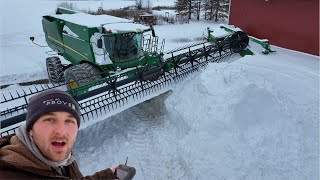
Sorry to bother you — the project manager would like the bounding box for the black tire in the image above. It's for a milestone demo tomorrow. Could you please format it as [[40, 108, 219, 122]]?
[[64, 63, 102, 90], [46, 56, 65, 83]]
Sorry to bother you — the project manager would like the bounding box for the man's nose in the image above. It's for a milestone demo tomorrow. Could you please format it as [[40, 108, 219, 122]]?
[[53, 120, 67, 135]]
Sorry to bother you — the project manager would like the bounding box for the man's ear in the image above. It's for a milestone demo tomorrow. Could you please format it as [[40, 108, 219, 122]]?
[[29, 129, 33, 137]]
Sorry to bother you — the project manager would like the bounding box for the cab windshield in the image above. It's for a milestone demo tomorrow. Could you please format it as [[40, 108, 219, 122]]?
[[104, 33, 142, 63]]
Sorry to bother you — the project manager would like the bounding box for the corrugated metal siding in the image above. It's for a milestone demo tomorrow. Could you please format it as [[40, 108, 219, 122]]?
[[229, 0, 319, 56]]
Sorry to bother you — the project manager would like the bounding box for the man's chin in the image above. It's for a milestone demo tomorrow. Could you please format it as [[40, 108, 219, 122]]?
[[50, 157, 68, 162], [48, 152, 69, 162]]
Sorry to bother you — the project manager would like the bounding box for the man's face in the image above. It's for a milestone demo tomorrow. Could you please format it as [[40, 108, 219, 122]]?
[[29, 111, 78, 162]]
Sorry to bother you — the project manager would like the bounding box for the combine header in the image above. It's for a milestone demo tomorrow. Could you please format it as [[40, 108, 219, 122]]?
[[1, 8, 270, 137], [207, 24, 275, 56]]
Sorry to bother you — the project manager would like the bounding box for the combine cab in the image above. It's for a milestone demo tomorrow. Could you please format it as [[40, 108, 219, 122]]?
[[1, 8, 262, 137]]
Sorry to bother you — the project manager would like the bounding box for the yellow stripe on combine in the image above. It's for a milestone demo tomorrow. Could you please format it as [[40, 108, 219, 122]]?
[[48, 36, 88, 60]]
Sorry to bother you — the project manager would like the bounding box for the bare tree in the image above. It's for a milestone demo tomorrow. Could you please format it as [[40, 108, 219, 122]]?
[[146, 0, 152, 10], [188, 0, 192, 19], [135, 0, 143, 10], [175, 0, 195, 20], [192, 0, 201, 20], [214, 0, 229, 21], [203, 0, 215, 20], [175, 0, 190, 17], [176, 0, 229, 21], [203, 0, 229, 21]]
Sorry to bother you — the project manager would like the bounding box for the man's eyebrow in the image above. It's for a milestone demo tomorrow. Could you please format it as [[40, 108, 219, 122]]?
[[67, 114, 76, 118], [42, 112, 54, 116]]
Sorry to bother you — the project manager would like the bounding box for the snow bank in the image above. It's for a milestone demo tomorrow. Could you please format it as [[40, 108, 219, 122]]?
[[164, 54, 319, 179], [74, 48, 319, 179]]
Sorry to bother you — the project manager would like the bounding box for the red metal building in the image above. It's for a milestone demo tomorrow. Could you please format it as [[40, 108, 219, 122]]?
[[229, 0, 319, 56]]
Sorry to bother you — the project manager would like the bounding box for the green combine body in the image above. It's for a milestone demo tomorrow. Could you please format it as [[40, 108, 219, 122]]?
[[42, 7, 164, 91]]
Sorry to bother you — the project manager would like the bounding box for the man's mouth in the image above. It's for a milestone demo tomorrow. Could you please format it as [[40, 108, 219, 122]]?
[[52, 140, 66, 147]]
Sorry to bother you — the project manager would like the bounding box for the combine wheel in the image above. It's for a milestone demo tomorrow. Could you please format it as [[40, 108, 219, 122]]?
[[64, 63, 102, 90], [46, 56, 65, 83]]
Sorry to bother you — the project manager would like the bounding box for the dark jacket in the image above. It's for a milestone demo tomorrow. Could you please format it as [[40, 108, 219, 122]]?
[[0, 135, 115, 179]]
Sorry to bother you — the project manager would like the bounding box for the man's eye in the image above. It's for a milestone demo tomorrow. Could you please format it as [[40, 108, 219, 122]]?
[[66, 119, 76, 124], [44, 118, 54, 122]]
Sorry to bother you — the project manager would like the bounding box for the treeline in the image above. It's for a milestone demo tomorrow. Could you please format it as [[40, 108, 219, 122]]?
[[176, 0, 230, 21], [57, 0, 229, 22], [134, 0, 230, 21]]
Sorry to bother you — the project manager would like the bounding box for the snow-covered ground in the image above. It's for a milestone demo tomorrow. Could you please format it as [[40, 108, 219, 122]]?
[[1, 0, 319, 179]]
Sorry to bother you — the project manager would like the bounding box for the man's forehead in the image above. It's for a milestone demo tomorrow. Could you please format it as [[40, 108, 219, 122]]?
[[41, 111, 76, 118]]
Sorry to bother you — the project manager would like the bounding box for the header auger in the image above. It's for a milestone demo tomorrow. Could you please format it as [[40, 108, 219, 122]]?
[[1, 8, 264, 137]]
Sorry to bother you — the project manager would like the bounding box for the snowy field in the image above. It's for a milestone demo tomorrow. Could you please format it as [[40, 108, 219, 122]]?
[[0, 0, 319, 180]]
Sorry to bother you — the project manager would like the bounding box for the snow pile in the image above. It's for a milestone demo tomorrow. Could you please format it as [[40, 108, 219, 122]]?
[[164, 55, 319, 179], [74, 49, 319, 179]]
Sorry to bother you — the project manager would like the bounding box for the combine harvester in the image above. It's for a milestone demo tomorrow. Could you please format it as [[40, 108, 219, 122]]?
[[0, 8, 273, 137]]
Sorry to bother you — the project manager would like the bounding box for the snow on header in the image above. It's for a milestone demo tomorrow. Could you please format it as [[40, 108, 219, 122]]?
[[51, 12, 132, 28], [209, 24, 243, 38]]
